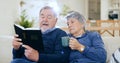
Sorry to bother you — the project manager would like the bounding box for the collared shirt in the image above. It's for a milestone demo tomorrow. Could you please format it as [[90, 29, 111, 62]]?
[[42, 27, 56, 34]]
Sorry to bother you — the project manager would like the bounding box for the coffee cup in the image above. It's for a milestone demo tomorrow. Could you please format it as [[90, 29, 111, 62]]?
[[61, 36, 69, 47]]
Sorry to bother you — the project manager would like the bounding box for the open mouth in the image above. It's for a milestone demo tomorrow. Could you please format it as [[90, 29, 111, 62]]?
[[43, 23, 49, 26]]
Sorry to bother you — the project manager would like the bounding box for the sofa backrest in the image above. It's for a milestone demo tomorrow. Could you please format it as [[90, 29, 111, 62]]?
[[102, 37, 120, 62]]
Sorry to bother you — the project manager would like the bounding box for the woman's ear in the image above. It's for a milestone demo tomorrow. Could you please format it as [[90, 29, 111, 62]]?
[[81, 24, 84, 29]]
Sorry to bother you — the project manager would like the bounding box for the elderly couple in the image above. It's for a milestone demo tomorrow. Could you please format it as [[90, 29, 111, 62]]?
[[11, 6, 107, 63]]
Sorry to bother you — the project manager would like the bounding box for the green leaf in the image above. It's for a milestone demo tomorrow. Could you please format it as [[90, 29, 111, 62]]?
[[17, 10, 34, 28]]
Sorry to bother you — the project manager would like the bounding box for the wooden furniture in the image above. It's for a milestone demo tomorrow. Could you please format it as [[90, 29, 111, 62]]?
[[86, 20, 120, 37], [61, 20, 120, 37]]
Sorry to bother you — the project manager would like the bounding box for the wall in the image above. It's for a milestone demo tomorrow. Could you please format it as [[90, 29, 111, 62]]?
[[0, 0, 20, 36], [0, 0, 114, 35], [0, 0, 88, 32], [0, 37, 13, 63], [57, 0, 87, 18], [101, 0, 111, 20], [57, 0, 112, 20], [56, 0, 88, 27]]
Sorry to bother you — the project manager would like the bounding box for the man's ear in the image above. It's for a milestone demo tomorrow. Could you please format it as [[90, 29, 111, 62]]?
[[56, 18, 58, 21]]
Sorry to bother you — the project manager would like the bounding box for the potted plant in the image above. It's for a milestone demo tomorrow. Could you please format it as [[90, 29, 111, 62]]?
[[60, 5, 71, 16], [16, 10, 34, 28]]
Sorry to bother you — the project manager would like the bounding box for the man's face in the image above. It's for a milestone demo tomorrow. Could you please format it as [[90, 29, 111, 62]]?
[[67, 18, 83, 35], [39, 9, 57, 32]]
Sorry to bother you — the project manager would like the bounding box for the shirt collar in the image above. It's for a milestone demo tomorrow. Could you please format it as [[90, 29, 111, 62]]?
[[69, 31, 87, 39], [42, 27, 56, 34]]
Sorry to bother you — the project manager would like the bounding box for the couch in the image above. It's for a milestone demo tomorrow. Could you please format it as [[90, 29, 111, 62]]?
[[0, 36, 120, 63]]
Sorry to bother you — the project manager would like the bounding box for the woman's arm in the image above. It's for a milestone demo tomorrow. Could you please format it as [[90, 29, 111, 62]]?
[[82, 32, 107, 62]]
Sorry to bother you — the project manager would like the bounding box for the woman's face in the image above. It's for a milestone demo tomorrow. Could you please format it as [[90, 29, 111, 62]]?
[[67, 18, 84, 35]]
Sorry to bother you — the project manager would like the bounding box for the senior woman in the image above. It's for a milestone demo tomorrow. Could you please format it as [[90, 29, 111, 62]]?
[[66, 11, 106, 63]]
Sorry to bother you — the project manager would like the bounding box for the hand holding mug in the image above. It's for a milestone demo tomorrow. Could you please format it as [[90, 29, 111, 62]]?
[[69, 37, 85, 52]]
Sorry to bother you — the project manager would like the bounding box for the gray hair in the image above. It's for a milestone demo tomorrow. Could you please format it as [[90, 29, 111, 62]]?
[[39, 6, 57, 18], [66, 11, 86, 26]]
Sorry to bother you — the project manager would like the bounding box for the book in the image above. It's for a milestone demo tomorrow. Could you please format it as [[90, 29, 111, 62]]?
[[14, 24, 44, 52]]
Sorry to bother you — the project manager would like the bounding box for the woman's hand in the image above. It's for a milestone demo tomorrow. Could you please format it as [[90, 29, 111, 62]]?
[[69, 37, 85, 52]]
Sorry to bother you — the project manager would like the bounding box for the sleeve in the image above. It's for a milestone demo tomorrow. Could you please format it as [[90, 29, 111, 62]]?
[[12, 45, 25, 59], [82, 32, 107, 62], [37, 30, 70, 63]]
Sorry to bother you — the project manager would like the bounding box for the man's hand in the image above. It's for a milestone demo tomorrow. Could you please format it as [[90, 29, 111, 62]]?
[[69, 37, 85, 52], [22, 45, 39, 62], [12, 34, 22, 50]]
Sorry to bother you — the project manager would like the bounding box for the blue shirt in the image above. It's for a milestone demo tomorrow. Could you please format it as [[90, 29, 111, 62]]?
[[69, 31, 107, 63], [12, 28, 70, 63]]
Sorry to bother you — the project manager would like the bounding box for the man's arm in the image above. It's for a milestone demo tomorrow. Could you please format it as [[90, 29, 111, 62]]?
[[12, 34, 24, 59], [38, 47, 70, 63], [38, 30, 70, 63], [12, 46, 24, 59]]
